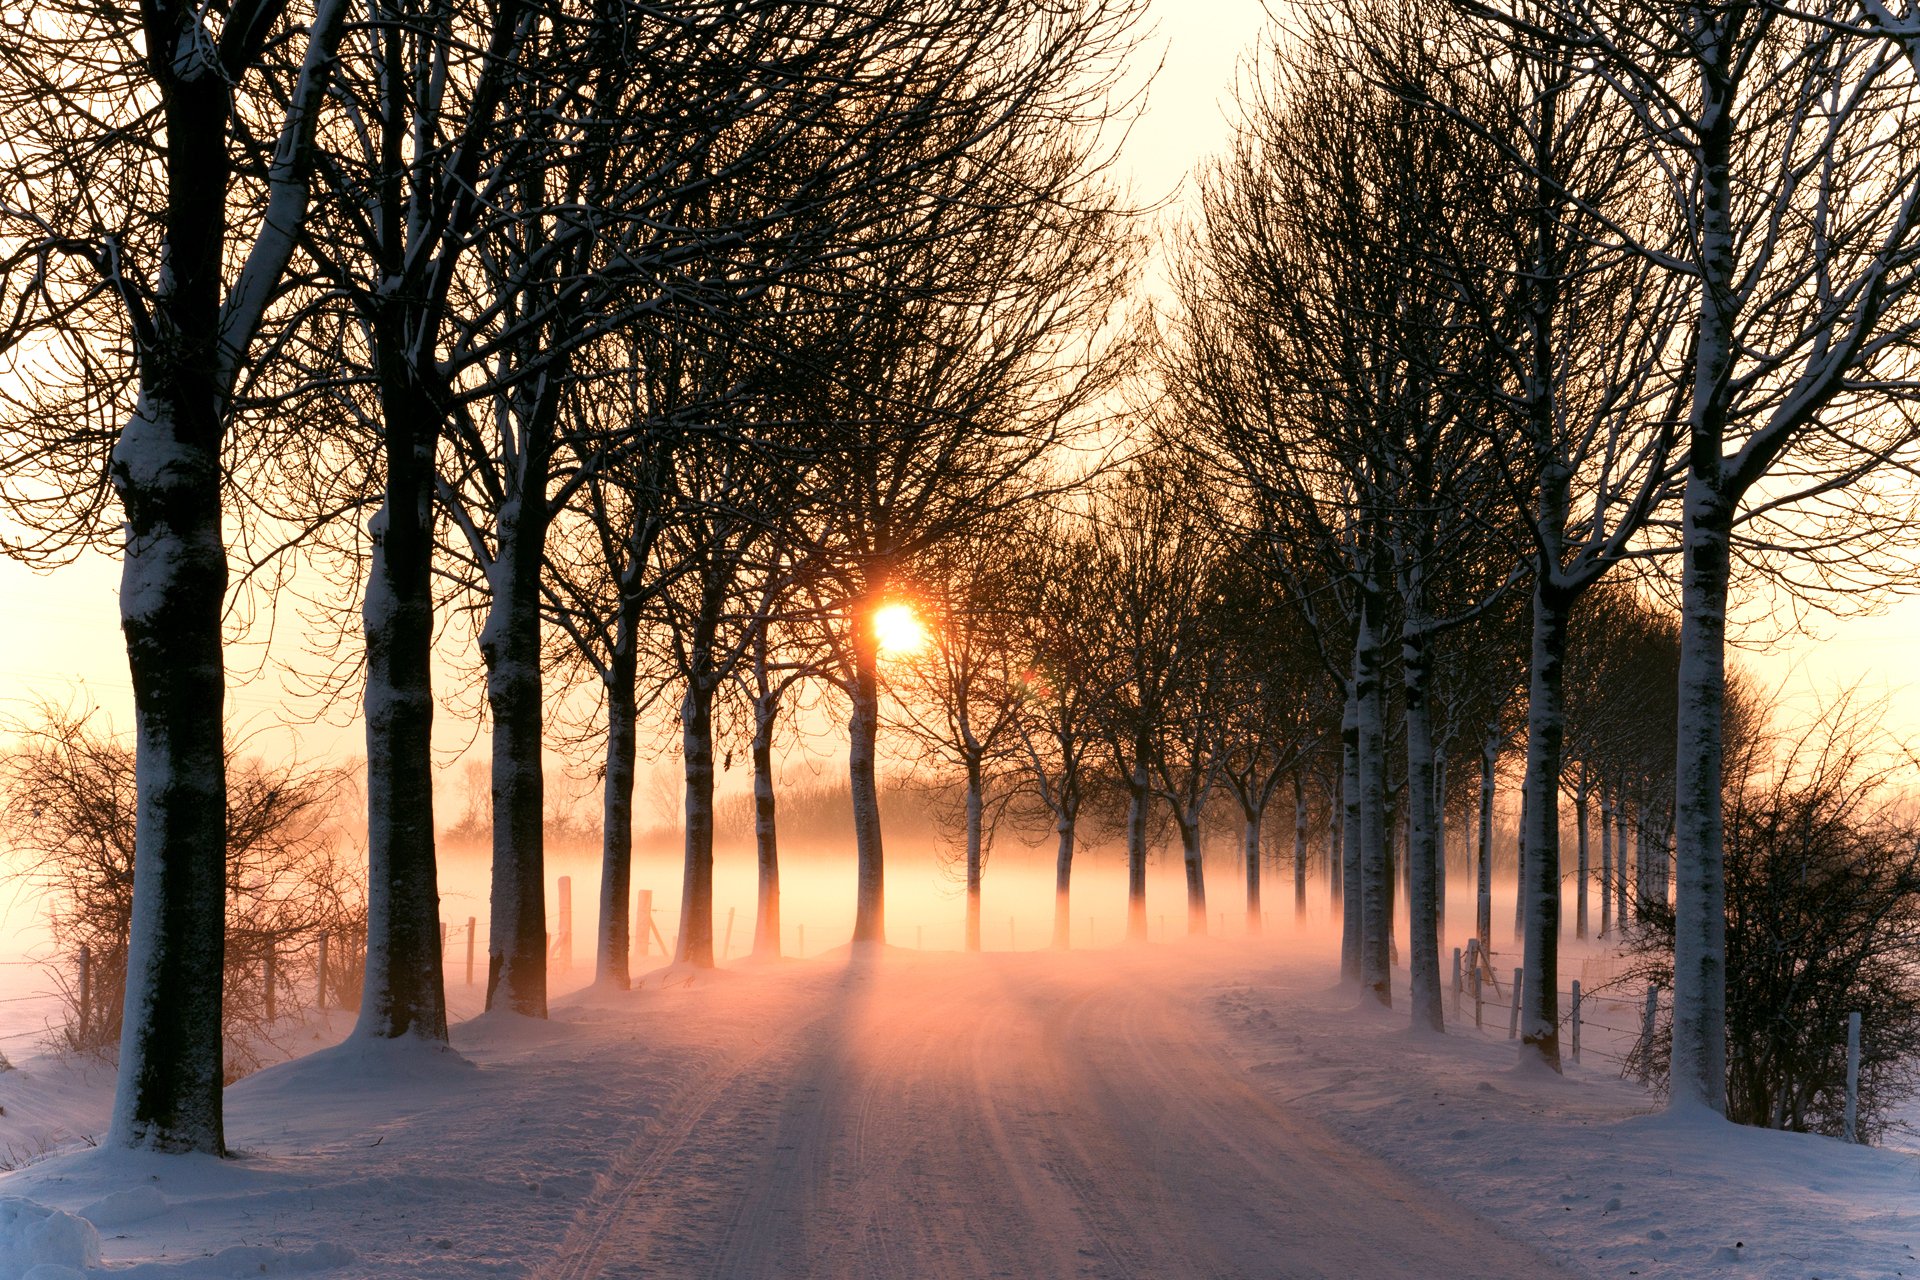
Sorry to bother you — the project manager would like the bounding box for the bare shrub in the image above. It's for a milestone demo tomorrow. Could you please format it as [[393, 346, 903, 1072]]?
[[1622, 696, 1920, 1142], [0, 705, 367, 1079]]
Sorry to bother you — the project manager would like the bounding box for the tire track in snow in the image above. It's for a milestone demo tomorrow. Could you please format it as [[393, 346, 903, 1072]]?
[[532, 995, 826, 1280], [538, 950, 1588, 1280]]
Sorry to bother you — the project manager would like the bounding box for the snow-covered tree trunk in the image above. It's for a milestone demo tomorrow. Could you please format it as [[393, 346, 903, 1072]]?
[[1671, 489, 1731, 1113], [1476, 734, 1496, 950], [359, 404, 447, 1042], [1051, 808, 1076, 949], [678, 678, 718, 967], [848, 607, 887, 945], [1293, 773, 1308, 922], [110, 405, 229, 1154], [483, 493, 550, 1017], [1340, 682, 1362, 981], [1180, 815, 1207, 935], [1599, 791, 1613, 937], [964, 753, 984, 952], [751, 689, 782, 960], [1574, 774, 1591, 941], [1125, 757, 1149, 942], [1356, 625, 1391, 1006], [595, 646, 637, 988], [1402, 626, 1443, 1031], [1518, 581, 1570, 1070]]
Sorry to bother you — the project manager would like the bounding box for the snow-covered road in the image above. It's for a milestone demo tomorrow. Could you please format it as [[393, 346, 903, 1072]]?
[[541, 950, 1573, 1280]]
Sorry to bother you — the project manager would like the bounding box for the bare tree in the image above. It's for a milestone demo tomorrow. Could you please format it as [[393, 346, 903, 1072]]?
[[1468, 0, 1920, 1107], [0, 0, 349, 1152]]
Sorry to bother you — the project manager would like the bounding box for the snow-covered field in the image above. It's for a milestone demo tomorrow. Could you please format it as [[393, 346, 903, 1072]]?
[[1, 897, 1913, 1280]]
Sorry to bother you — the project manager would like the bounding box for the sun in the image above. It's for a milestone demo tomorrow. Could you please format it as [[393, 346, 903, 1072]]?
[[872, 602, 928, 656]]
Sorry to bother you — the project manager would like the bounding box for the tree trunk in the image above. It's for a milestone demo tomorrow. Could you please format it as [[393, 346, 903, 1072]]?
[[1340, 682, 1362, 981], [1615, 793, 1631, 927], [1293, 772, 1308, 923], [1477, 734, 1496, 952], [751, 691, 781, 960], [1599, 791, 1613, 938], [1243, 802, 1263, 934], [1327, 773, 1343, 916], [1433, 754, 1447, 946], [1518, 581, 1570, 1071], [483, 494, 549, 1017], [848, 607, 887, 945], [1357, 625, 1391, 1007], [1181, 814, 1207, 935], [1671, 495, 1732, 1115], [1403, 626, 1443, 1032], [1125, 759, 1149, 942], [357, 393, 448, 1042], [595, 645, 637, 988], [964, 755, 984, 952], [1051, 808, 1076, 950], [109, 402, 230, 1154], [1574, 774, 1591, 941], [678, 678, 717, 967], [1513, 784, 1528, 943]]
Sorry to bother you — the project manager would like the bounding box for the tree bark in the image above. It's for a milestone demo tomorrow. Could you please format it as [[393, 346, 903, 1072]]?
[[1574, 774, 1591, 941], [1403, 626, 1443, 1032], [1051, 808, 1076, 950], [678, 678, 717, 967], [1340, 681, 1363, 982], [595, 644, 638, 988], [1433, 754, 1447, 946], [1244, 802, 1263, 934], [1477, 733, 1496, 952], [1518, 579, 1571, 1070], [964, 754, 984, 952], [1293, 772, 1309, 923], [1125, 758, 1149, 942], [1599, 791, 1613, 938], [1181, 815, 1207, 935], [110, 400, 229, 1154], [358, 366, 447, 1041], [483, 493, 550, 1017], [849, 603, 887, 945], [751, 689, 782, 960], [1672, 491, 1731, 1112], [1357, 621, 1391, 1007]]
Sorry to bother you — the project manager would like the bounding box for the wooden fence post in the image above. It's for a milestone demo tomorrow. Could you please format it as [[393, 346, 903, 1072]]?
[[722, 906, 736, 962], [465, 917, 476, 987], [635, 889, 652, 958], [1507, 967, 1523, 1040], [1451, 946, 1462, 1015], [1570, 980, 1582, 1063]]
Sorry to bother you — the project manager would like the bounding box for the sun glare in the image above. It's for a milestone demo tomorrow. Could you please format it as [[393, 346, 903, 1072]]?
[[873, 602, 928, 656]]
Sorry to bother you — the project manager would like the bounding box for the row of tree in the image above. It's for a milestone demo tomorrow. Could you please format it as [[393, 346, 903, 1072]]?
[[0, 0, 1144, 1154], [4, 0, 1919, 1157]]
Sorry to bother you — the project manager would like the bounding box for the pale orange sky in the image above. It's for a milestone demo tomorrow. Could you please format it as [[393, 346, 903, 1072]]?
[[0, 0, 1914, 772]]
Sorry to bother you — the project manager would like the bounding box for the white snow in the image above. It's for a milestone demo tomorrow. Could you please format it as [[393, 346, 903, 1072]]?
[[0, 918, 1911, 1278]]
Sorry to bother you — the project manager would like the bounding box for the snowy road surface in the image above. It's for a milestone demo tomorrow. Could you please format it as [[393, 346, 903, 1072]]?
[[540, 950, 1574, 1280]]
